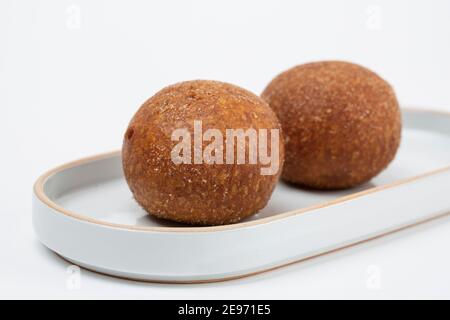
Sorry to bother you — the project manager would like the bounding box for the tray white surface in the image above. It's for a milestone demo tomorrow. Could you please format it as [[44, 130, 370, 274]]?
[[32, 109, 450, 283]]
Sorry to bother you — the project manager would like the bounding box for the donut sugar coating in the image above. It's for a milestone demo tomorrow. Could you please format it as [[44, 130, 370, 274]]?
[[122, 80, 284, 225], [262, 61, 401, 189]]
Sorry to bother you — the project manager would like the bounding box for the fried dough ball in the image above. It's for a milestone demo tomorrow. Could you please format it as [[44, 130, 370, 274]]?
[[123, 80, 284, 225], [262, 61, 401, 189]]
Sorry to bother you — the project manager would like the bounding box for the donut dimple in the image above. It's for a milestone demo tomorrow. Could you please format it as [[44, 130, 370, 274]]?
[[262, 61, 401, 189], [122, 80, 284, 225]]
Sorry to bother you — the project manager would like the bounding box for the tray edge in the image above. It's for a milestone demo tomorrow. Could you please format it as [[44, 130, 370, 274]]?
[[33, 107, 450, 233]]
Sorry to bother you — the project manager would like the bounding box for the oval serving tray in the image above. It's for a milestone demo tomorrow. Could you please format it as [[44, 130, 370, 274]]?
[[33, 109, 450, 283]]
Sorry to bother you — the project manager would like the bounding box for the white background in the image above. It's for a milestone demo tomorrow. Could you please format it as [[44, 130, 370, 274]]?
[[1, 0, 450, 299]]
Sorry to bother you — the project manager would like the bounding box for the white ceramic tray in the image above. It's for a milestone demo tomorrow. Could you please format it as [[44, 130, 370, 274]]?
[[33, 109, 450, 283]]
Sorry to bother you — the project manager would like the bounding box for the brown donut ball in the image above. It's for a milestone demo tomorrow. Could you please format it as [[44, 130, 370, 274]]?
[[262, 61, 401, 189], [123, 80, 284, 225]]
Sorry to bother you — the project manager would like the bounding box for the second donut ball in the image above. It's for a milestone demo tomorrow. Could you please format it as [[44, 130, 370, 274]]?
[[262, 61, 401, 189]]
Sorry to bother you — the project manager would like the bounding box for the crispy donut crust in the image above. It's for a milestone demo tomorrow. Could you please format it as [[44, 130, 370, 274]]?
[[262, 61, 401, 189], [123, 80, 284, 225]]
